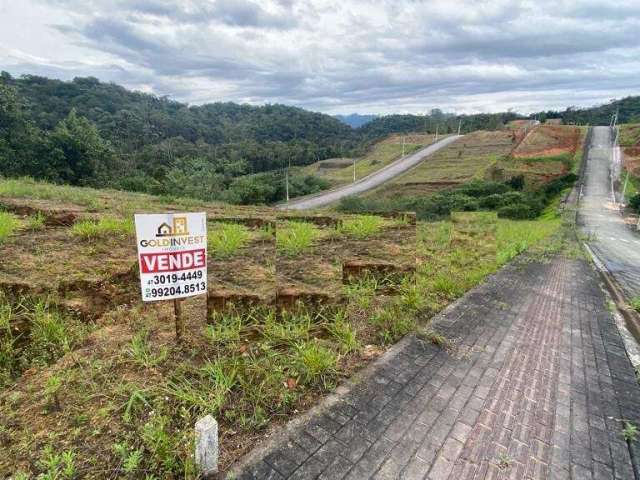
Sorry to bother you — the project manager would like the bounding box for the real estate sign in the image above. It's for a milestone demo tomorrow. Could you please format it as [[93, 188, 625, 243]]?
[[134, 212, 207, 302]]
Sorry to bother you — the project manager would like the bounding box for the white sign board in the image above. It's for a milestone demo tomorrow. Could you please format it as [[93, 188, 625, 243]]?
[[134, 212, 207, 302]]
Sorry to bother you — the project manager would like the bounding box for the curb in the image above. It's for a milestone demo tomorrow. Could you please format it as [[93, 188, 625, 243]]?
[[582, 244, 640, 345]]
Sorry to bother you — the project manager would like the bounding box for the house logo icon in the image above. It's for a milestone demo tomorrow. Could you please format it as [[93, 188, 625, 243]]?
[[156, 217, 189, 237]]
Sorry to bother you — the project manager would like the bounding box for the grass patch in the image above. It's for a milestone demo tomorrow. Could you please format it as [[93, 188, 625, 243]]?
[[276, 221, 321, 256], [0, 295, 91, 388], [0, 211, 19, 243], [24, 212, 46, 231], [70, 217, 134, 239], [340, 215, 384, 239], [630, 297, 640, 313], [208, 223, 251, 258]]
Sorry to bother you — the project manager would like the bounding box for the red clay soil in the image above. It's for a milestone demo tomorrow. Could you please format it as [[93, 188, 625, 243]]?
[[513, 125, 580, 158]]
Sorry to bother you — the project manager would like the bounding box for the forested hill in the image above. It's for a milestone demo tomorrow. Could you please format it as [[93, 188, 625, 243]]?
[[2, 71, 634, 205], [0, 72, 361, 203], [357, 111, 523, 139], [3, 73, 357, 158], [532, 96, 640, 125]]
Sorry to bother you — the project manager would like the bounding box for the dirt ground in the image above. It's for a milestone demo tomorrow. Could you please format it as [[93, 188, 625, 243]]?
[[512, 125, 581, 159], [0, 189, 420, 478]]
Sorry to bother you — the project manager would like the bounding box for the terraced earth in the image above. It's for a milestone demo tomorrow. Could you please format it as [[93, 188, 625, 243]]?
[[0, 177, 564, 478]]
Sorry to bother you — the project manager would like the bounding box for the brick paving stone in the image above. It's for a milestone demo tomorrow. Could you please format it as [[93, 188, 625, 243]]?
[[231, 256, 640, 479]]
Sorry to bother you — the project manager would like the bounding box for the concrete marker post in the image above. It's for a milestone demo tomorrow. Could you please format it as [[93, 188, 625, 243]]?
[[195, 415, 218, 478]]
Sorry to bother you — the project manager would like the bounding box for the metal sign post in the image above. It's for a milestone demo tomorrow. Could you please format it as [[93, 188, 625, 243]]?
[[134, 212, 208, 341]]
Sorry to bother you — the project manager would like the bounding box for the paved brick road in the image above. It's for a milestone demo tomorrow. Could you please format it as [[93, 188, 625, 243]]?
[[231, 256, 640, 479]]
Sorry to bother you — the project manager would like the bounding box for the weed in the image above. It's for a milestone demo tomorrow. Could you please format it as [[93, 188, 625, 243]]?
[[208, 222, 250, 258], [497, 451, 512, 470], [141, 414, 181, 472], [623, 421, 638, 442], [71, 217, 134, 239], [128, 330, 168, 368], [201, 357, 239, 394], [416, 330, 451, 348], [630, 297, 640, 313], [327, 311, 361, 354], [44, 374, 63, 411], [114, 442, 143, 475], [36, 446, 76, 480], [343, 276, 378, 310], [292, 341, 337, 388], [205, 312, 244, 346], [120, 386, 151, 423], [24, 212, 46, 231], [340, 215, 384, 239], [263, 310, 312, 347], [369, 305, 416, 344], [0, 211, 19, 243], [165, 374, 227, 416], [27, 300, 73, 364], [0, 299, 18, 387], [276, 221, 320, 255]]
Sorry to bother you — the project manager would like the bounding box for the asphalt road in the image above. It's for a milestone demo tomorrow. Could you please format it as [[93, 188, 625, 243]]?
[[278, 135, 463, 210], [579, 126, 640, 299]]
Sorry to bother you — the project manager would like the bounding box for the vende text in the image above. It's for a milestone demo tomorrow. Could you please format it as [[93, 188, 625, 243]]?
[[140, 248, 206, 273]]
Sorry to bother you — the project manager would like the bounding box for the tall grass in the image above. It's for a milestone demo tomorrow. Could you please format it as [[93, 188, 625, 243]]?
[[0, 177, 102, 209], [208, 223, 250, 258], [340, 215, 384, 239], [496, 218, 561, 265], [70, 217, 134, 239], [276, 221, 321, 256], [0, 211, 19, 243]]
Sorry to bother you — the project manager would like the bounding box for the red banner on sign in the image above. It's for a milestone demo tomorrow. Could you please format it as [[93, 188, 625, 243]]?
[[139, 248, 206, 273]]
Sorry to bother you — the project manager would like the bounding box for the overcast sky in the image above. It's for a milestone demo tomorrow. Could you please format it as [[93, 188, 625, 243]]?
[[1, 0, 639, 115]]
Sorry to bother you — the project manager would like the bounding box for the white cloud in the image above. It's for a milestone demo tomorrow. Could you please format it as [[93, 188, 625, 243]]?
[[0, 0, 638, 114]]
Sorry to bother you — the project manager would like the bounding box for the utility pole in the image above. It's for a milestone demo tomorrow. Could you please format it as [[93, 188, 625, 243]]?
[[622, 171, 629, 203], [285, 167, 289, 203], [285, 153, 291, 203], [457, 119, 462, 136], [435, 125, 439, 142], [402, 136, 405, 156], [353, 157, 356, 183]]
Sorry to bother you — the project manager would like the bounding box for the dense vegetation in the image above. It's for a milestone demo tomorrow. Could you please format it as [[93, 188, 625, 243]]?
[[0, 72, 355, 204], [532, 96, 640, 125], [1, 71, 626, 205], [357, 110, 522, 139], [338, 174, 577, 220]]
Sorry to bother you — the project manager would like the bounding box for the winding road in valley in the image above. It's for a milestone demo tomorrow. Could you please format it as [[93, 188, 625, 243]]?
[[278, 135, 463, 210]]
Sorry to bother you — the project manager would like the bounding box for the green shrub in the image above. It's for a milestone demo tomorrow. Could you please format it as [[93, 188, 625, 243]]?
[[498, 204, 535, 219], [629, 194, 640, 212]]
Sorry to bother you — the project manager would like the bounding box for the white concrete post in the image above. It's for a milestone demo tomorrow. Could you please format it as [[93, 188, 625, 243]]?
[[195, 415, 218, 477]]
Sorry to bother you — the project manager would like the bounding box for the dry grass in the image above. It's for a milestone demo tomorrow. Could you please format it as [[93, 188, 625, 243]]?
[[371, 130, 515, 198], [300, 136, 434, 187]]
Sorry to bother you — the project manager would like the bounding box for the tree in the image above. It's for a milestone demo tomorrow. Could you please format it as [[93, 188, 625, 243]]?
[[47, 109, 114, 185]]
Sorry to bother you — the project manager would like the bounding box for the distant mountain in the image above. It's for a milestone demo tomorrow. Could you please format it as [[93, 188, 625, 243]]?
[[334, 113, 378, 128]]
